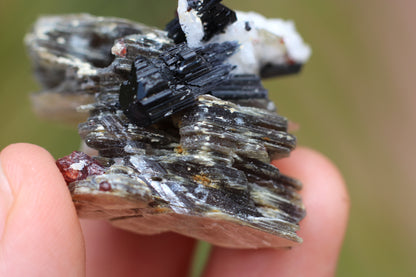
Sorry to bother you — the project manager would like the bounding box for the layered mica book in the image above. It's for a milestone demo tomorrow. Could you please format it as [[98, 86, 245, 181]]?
[[25, 0, 311, 248]]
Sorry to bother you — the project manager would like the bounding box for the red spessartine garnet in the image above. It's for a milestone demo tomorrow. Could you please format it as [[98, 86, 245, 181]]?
[[56, 151, 105, 184]]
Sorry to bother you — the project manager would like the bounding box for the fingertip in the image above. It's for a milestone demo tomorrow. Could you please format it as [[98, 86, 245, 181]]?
[[1, 143, 57, 193], [0, 143, 85, 275]]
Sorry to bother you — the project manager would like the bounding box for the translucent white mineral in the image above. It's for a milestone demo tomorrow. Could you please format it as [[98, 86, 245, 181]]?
[[177, 0, 311, 75], [177, 0, 205, 48]]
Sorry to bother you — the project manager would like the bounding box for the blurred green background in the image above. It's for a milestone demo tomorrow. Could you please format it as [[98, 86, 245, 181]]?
[[1, 0, 415, 276]]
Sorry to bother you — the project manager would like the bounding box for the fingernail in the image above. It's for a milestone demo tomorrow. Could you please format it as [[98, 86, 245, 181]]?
[[0, 160, 14, 240]]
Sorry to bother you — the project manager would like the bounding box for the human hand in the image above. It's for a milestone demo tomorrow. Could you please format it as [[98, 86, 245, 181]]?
[[0, 143, 349, 276]]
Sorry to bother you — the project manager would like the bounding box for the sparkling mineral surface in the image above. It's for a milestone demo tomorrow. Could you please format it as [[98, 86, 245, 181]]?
[[56, 151, 105, 183], [26, 0, 311, 248]]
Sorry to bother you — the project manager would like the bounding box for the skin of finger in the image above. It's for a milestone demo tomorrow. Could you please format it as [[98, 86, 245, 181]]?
[[0, 143, 85, 276], [203, 147, 350, 277], [81, 220, 196, 277]]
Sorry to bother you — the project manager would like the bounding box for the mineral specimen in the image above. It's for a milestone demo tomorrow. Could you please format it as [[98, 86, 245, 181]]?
[[26, 0, 311, 248]]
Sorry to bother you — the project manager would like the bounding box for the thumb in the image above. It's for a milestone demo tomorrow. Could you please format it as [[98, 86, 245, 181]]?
[[0, 143, 85, 276]]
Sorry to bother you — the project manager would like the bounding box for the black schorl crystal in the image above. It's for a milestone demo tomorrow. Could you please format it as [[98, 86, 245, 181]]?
[[166, 0, 237, 43], [260, 63, 303, 79], [119, 41, 237, 126], [165, 18, 186, 44], [211, 74, 268, 100]]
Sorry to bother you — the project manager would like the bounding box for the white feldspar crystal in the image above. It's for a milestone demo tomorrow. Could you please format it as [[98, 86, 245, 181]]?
[[177, 1, 311, 75], [177, 0, 205, 48]]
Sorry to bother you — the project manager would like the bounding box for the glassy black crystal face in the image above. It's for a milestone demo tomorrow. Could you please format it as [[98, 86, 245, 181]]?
[[166, 18, 186, 44], [260, 63, 303, 79], [211, 74, 268, 100], [166, 0, 237, 43], [119, 42, 238, 126]]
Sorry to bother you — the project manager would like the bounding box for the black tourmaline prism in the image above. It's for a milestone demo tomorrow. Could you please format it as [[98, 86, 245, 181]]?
[[166, 0, 237, 43], [211, 74, 268, 100], [119, 41, 237, 126]]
